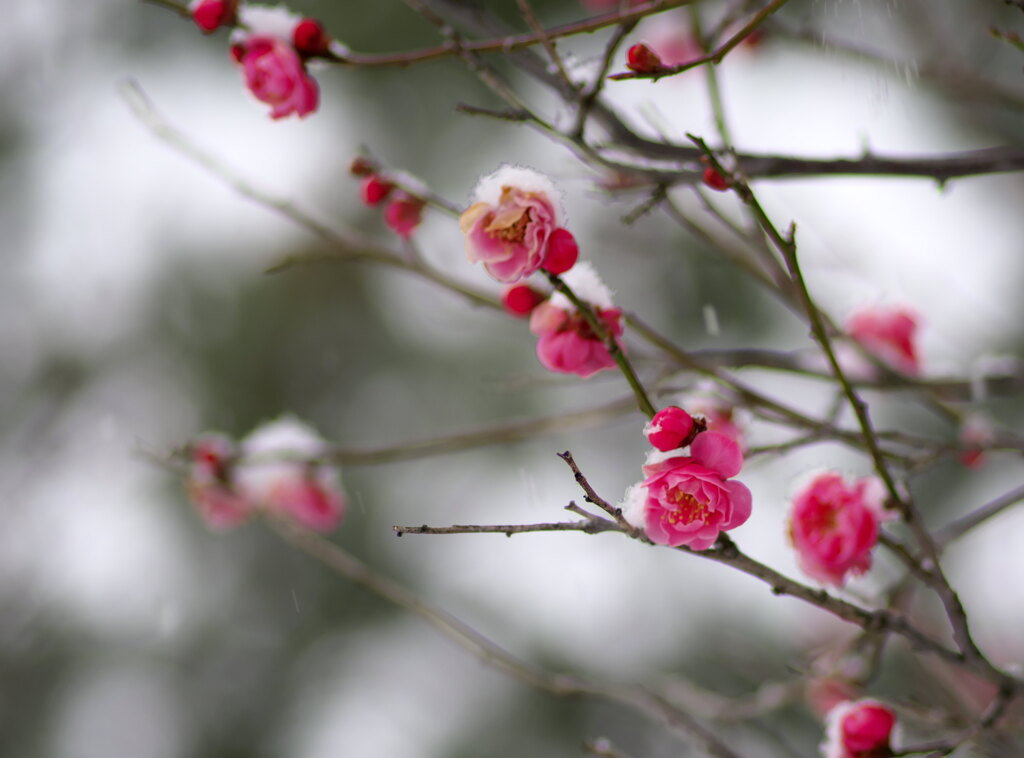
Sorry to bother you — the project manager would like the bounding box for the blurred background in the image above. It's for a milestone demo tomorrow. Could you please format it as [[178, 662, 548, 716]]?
[[2, 1, 1023, 756]]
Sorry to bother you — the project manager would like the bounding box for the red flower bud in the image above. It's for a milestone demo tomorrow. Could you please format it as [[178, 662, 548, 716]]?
[[702, 167, 730, 191], [626, 43, 665, 74], [541, 228, 579, 275], [190, 0, 234, 33], [502, 285, 546, 317], [293, 18, 331, 57], [361, 175, 394, 207], [384, 193, 425, 239]]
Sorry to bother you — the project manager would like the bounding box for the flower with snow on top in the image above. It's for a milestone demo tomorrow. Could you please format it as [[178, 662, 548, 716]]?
[[845, 305, 921, 377], [230, 5, 320, 119], [528, 262, 622, 378], [822, 699, 896, 758], [235, 416, 346, 532], [459, 165, 579, 283], [185, 433, 253, 530], [789, 472, 890, 587], [622, 431, 752, 550]]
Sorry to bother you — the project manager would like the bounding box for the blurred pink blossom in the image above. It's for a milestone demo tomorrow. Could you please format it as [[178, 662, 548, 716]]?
[[627, 431, 752, 550], [236, 36, 319, 119], [846, 306, 921, 376], [384, 193, 425, 238], [789, 472, 889, 587], [185, 434, 252, 530], [236, 417, 346, 532]]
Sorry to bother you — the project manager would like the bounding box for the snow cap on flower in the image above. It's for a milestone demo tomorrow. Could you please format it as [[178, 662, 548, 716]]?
[[822, 699, 896, 758], [789, 471, 889, 587], [631, 431, 752, 550], [548, 261, 614, 311], [235, 4, 304, 42], [236, 416, 346, 531], [235, 37, 319, 119], [470, 164, 564, 223]]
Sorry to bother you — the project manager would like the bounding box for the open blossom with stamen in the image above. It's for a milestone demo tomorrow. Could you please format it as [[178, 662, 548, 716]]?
[[846, 305, 921, 376], [623, 431, 752, 550], [231, 5, 320, 119], [235, 416, 346, 531], [460, 165, 578, 283], [789, 472, 890, 587], [528, 262, 622, 378], [822, 699, 896, 758]]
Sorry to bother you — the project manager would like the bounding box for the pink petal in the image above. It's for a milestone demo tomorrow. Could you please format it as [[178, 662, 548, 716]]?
[[690, 431, 743, 478]]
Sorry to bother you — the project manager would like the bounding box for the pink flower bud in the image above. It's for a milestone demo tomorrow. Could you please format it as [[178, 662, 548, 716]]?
[[789, 472, 889, 587], [626, 43, 665, 74], [822, 699, 896, 758], [702, 167, 729, 191], [384, 193, 425, 239], [959, 413, 995, 469], [644, 406, 696, 451], [361, 175, 394, 206], [626, 431, 752, 550], [541, 227, 579, 275], [293, 18, 331, 57], [190, 0, 235, 33], [502, 284, 546, 317]]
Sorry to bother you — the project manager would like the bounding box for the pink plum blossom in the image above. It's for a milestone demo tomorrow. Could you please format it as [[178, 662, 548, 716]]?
[[644, 406, 696, 452], [685, 391, 746, 452], [236, 416, 346, 531], [822, 699, 896, 758], [846, 305, 921, 376], [185, 434, 252, 530], [528, 262, 622, 378], [236, 36, 319, 119], [460, 165, 572, 283], [624, 431, 752, 550], [384, 193, 425, 238], [789, 472, 889, 587], [231, 6, 319, 119]]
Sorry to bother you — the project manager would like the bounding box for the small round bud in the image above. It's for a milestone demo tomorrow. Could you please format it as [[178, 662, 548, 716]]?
[[349, 157, 376, 177], [702, 167, 729, 191], [229, 43, 246, 63], [626, 43, 665, 74], [644, 406, 696, 451], [293, 18, 330, 57], [190, 0, 232, 33], [361, 175, 394, 206], [541, 228, 579, 275], [502, 284, 546, 317]]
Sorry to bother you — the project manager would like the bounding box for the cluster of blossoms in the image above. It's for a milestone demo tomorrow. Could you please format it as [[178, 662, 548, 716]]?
[[788, 471, 890, 587], [822, 699, 897, 758], [185, 416, 346, 532], [189, 1, 332, 119], [460, 166, 626, 379], [623, 405, 752, 550], [350, 159, 425, 239]]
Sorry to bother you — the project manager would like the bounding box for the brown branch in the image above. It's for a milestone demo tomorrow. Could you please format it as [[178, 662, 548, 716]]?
[[935, 483, 1024, 548], [394, 517, 620, 537], [609, 0, 792, 81], [270, 517, 747, 758]]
